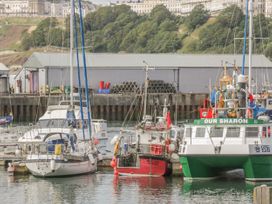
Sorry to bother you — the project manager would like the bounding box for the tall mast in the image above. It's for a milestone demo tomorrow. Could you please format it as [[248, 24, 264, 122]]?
[[69, 0, 74, 106], [143, 61, 149, 119], [248, 0, 253, 93], [142, 61, 154, 119]]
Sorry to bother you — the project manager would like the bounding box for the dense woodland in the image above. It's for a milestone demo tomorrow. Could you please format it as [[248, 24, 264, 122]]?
[[20, 4, 272, 59]]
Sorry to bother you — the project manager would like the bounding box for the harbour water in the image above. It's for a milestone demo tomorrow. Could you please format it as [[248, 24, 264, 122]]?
[[0, 125, 268, 204], [0, 166, 260, 204]]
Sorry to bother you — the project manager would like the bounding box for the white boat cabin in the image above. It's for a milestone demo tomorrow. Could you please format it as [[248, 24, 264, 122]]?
[[182, 118, 271, 146]]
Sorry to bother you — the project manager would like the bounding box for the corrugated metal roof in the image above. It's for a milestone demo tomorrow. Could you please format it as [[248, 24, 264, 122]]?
[[0, 63, 8, 71], [23, 52, 272, 69]]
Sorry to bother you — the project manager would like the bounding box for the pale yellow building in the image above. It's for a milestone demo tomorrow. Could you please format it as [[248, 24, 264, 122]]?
[[117, 0, 272, 17]]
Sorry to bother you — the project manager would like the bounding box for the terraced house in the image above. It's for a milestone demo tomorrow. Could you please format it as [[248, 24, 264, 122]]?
[[117, 0, 272, 17]]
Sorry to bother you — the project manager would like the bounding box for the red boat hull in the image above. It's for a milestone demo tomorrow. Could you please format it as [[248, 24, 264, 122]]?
[[116, 156, 171, 176]]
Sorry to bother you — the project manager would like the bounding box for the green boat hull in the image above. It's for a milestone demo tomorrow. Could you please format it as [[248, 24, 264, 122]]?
[[180, 155, 272, 181]]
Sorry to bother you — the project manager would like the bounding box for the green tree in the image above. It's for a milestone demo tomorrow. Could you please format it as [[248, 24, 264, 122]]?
[[185, 4, 209, 31], [21, 32, 32, 50], [148, 31, 181, 52], [31, 29, 46, 47], [150, 5, 174, 24], [265, 43, 272, 60], [218, 5, 243, 28], [47, 28, 64, 47], [159, 20, 177, 32], [84, 5, 131, 31]]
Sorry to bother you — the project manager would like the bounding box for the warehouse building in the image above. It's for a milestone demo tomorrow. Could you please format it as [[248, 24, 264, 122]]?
[[17, 52, 272, 94], [0, 63, 9, 95]]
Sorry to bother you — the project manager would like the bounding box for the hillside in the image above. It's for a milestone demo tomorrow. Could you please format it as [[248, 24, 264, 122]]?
[[0, 17, 65, 66], [0, 5, 272, 68]]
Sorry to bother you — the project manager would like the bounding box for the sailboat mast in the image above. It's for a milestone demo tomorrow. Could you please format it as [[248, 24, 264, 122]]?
[[248, 0, 253, 93], [143, 61, 150, 119], [69, 0, 74, 106]]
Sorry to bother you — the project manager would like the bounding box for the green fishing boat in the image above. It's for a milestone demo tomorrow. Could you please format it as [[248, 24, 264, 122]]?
[[179, 118, 272, 181], [179, 0, 272, 181]]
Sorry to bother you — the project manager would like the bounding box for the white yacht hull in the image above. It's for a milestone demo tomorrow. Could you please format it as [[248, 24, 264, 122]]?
[[26, 157, 97, 177]]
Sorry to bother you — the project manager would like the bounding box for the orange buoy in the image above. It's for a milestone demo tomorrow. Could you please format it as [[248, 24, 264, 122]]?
[[93, 138, 99, 145], [110, 157, 117, 168]]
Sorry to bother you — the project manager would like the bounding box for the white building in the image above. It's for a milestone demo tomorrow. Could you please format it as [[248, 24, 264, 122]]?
[[117, 0, 271, 17], [265, 0, 272, 17], [51, 2, 66, 17], [1, 0, 29, 16], [0, 0, 96, 17], [44, 1, 51, 15]]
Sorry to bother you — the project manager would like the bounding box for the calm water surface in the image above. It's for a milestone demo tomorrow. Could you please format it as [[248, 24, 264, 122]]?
[[0, 125, 265, 203], [0, 167, 263, 204]]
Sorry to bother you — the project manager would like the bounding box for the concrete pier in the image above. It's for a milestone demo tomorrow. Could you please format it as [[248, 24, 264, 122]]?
[[0, 93, 208, 122]]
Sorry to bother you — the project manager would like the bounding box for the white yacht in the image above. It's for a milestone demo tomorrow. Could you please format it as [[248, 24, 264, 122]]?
[[19, 100, 108, 154], [18, 100, 103, 177]]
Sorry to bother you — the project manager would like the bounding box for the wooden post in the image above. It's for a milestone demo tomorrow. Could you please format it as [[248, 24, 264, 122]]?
[[3, 105, 7, 115], [253, 185, 272, 204], [117, 105, 122, 121], [0, 105, 3, 116], [91, 105, 96, 119], [111, 105, 115, 121], [33, 105, 38, 123], [26, 105, 30, 122]]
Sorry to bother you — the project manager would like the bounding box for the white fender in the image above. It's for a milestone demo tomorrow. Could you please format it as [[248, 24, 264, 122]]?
[[15, 149, 22, 156], [50, 159, 56, 171]]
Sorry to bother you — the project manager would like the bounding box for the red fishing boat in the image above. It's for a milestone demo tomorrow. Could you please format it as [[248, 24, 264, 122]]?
[[111, 62, 181, 176]]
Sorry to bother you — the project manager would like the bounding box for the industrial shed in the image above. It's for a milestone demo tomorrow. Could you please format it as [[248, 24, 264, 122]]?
[[18, 52, 272, 93], [0, 63, 9, 94]]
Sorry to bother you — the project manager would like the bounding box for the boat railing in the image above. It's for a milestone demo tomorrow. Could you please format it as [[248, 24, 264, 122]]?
[[215, 108, 248, 111], [138, 144, 167, 156], [27, 142, 66, 160]]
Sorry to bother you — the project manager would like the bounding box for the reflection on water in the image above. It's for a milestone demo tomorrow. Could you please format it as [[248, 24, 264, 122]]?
[[181, 179, 255, 204], [0, 167, 268, 204]]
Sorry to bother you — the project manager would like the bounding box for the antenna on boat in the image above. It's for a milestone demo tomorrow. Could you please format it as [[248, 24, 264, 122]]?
[[142, 60, 154, 120], [248, 0, 253, 93]]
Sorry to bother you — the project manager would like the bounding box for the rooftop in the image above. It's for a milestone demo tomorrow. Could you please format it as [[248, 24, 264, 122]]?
[[23, 52, 272, 69], [0, 63, 9, 72]]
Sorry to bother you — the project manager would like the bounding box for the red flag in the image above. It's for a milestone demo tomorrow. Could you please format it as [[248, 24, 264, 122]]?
[[249, 93, 254, 103], [166, 111, 172, 129]]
